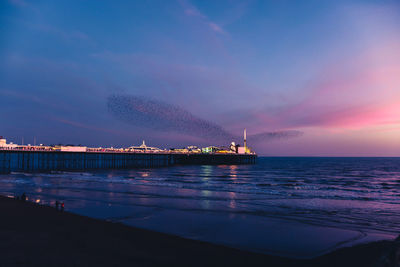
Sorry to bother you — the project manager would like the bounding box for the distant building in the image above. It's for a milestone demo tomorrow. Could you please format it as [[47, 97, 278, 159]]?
[[237, 146, 252, 154], [173, 148, 189, 153], [237, 147, 246, 154], [187, 146, 201, 153], [0, 137, 6, 147], [230, 142, 240, 153], [0, 137, 18, 149], [215, 149, 233, 154], [202, 146, 220, 153], [59, 146, 87, 152], [236, 129, 254, 154], [128, 140, 162, 152]]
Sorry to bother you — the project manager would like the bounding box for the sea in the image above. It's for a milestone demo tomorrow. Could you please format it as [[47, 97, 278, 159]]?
[[0, 157, 399, 258]]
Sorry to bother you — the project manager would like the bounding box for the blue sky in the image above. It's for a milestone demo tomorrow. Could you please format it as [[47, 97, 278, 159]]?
[[1, 0, 400, 156]]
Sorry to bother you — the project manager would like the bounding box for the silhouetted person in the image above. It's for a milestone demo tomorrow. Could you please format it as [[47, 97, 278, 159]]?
[[61, 202, 64, 212], [55, 200, 59, 210], [21, 193, 26, 202]]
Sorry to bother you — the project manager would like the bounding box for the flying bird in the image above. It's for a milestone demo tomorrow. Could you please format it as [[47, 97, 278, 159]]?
[[107, 94, 303, 144]]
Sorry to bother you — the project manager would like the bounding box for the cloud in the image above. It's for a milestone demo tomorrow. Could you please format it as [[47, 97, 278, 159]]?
[[7, 0, 40, 14], [241, 3, 400, 131], [0, 55, 110, 128], [247, 64, 400, 131], [208, 22, 224, 34], [48, 116, 130, 137], [92, 50, 278, 117], [276, 43, 400, 129], [30, 23, 94, 45], [179, 0, 226, 35], [184, 5, 206, 19]]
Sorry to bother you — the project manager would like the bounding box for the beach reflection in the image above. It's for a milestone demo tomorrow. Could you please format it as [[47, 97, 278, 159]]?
[[229, 165, 238, 179], [201, 165, 212, 181]]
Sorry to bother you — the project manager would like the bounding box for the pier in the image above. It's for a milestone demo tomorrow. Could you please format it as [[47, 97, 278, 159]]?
[[0, 150, 257, 173], [0, 132, 257, 174]]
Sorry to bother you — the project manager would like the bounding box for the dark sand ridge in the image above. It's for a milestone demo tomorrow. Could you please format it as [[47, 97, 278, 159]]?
[[0, 195, 399, 267]]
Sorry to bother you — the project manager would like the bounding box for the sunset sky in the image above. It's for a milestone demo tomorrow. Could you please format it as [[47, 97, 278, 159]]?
[[1, 0, 399, 156]]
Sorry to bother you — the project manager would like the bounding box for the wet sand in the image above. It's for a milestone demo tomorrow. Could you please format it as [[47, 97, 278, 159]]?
[[0, 195, 398, 267]]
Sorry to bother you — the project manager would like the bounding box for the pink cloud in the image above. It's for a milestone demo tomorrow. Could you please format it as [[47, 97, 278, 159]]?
[[243, 20, 400, 133], [229, 3, 400, 135], [184, 7, 206, 19], [226, 63, 400, 134], [179, 0, 226, 35], [278, 47, 400, 129], [208, 22, 224, 34]]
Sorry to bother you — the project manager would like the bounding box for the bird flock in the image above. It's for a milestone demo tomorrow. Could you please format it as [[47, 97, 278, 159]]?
[[107, 94, 303, 144]]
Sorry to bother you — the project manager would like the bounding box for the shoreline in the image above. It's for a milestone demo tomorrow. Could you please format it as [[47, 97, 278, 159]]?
[[0, 195, 399, 266]]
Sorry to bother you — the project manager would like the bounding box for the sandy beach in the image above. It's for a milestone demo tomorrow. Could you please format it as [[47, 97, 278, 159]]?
[[0, 195, 399, 267]]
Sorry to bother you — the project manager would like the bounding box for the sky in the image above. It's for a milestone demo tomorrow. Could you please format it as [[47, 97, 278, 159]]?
[[1, 0, 399, 156]]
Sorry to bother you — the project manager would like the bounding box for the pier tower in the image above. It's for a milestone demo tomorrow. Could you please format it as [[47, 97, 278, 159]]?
[[244, 129, 247, 154]]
